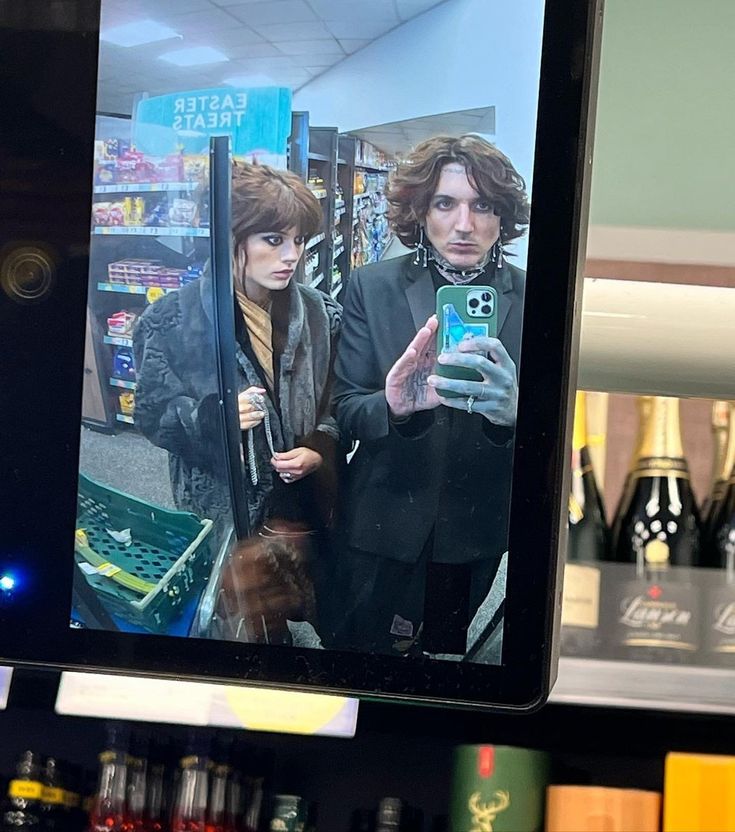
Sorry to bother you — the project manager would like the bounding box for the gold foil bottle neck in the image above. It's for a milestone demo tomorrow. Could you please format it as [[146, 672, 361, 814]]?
[[627, 396, 654, 473], [572, 391, 587, 452], [636, 396, 685, 462], [714, 401, 735, 485]]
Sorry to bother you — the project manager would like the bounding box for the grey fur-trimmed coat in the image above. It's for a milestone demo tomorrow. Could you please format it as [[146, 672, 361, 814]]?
[[132, 270, 341, 530]]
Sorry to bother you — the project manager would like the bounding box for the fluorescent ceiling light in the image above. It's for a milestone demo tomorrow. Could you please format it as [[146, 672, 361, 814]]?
[[101, 19, 181, 47], [160, 46, 229, 67], [223, 74, 276, 87]]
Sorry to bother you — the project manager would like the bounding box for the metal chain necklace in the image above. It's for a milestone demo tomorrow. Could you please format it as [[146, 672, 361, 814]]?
[[246, 392, 276, 485]]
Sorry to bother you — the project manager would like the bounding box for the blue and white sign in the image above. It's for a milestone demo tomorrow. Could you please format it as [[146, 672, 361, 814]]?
[[133, 86, 292, 167]]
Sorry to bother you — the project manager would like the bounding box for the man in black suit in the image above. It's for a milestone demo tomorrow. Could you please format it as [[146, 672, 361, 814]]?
[[331, 135, 530, 657]]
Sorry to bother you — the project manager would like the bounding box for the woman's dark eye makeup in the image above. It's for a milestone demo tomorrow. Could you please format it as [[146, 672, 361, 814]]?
[[263, 233, 306, 246]]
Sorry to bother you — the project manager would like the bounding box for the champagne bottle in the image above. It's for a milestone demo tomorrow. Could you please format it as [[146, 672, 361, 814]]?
[[607, 396, 701, 663], [702, 402, 735, 565], [609, 396, 653, 557], [703, 405, 735, 664], [561, 391, 608, 657]]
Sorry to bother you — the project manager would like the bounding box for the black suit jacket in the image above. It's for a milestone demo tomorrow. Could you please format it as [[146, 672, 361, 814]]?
[[333, 253, 525, 564]]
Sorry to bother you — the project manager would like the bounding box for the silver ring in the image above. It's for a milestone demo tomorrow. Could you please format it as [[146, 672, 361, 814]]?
[[282, 472, 293, 481], [467, 395, 476, 414]]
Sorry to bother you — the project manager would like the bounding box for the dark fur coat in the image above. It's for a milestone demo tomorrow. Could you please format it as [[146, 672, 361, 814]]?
[[132, 270, 341, 530]]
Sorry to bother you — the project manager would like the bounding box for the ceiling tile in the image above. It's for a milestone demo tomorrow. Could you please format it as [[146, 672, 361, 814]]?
[[189, 25, 265, 46], [222, 41, 284, 59], [209, 0, 271, 5], [337, 38, 372, 55], [286, 53, 342, 68], [326, 19, 394, 39], [252, 21, 333, 41], [396, 0, 446, 21], [307, 0, 397, 22], [226, 0, 317, 26], [164, 8, 242, 33], [227, 55, 300, 71], [275, 39, 343, 57]]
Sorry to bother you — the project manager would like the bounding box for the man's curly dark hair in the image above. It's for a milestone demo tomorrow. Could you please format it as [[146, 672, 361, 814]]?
[[386, 134, 530, 250]]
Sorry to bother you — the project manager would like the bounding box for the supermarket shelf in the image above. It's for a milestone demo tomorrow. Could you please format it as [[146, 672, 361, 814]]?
[[331, 281, 343, 299], [308, 152, 330, 163], [109, 378, 136, 390], [103, 334, 133, 346], [93, 182, 199, 194], [93, 226, 209, 237], [115, 413, 135, 424], [306, 232, 325, 250], [579, 278, 735, 398], [97, 282, 178, 296], [309, 273, 325, 289], [355, 163, 390, 172], [551, 657, 735, 716], [333, 245, 345, 259]]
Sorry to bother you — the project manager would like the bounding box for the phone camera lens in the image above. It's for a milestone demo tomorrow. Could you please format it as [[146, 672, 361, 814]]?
[[481, 292, 491, 301], [468, 298, 479, 308], [1, 245, 55, 304], [481, 305, 492, 315]]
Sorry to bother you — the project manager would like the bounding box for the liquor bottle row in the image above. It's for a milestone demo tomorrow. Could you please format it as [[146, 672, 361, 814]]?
[[6, 732, 735, 832], [0, 725, 421, 832], [562, 393, 735, 665]]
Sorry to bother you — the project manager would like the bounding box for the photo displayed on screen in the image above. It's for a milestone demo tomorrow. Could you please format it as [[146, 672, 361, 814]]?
[[74, 0, 545, 665]]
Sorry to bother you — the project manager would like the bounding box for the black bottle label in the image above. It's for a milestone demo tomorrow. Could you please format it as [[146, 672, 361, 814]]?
[[706, 585, 735, 657], [609, 577, 699, 654]]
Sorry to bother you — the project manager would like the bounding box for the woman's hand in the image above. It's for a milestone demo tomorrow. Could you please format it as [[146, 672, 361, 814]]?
[[427, 336, 518, 427], [271, 447, 323, 484], [238, 386, 267, 431]]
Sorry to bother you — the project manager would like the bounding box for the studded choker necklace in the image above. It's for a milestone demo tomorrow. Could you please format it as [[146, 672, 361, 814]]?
[[428, 246, 493, 285]]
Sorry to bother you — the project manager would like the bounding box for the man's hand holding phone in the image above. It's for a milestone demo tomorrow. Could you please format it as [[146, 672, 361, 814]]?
[[428, 336, 518, 427], [385, 315, 441, 419]]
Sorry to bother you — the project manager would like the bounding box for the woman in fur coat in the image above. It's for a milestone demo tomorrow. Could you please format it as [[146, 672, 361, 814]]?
[[132, 163, 341, 642]]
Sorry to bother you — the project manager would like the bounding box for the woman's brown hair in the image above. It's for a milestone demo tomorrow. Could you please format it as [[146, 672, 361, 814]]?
[[231, 162, 322, 252], [386, 134, 530, 249]]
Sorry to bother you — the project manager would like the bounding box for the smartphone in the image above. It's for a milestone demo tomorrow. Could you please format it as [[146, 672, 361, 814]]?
[[435, 285, 498, 398]]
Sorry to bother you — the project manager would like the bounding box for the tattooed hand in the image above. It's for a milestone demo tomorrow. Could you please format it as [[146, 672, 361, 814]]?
[[385, 315, 442, 418]]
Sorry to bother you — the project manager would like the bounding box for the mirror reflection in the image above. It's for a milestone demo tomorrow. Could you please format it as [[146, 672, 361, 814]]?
[[76, 0, 546, 665]]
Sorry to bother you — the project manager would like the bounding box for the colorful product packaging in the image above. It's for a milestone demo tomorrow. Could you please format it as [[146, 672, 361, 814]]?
[[546, 786, 661, 832], [664, 752, 735, 832]]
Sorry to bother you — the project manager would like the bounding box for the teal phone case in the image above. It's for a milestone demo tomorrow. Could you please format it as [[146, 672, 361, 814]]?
[[435, 284, 498, 398]]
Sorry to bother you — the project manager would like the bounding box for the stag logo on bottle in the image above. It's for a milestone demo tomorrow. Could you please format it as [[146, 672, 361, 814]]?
[[713, 602, 735, 636], [468, 790, 510, 832]]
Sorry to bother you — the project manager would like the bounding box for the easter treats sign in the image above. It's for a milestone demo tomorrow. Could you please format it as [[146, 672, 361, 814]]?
[[133, 86, 292, 167]]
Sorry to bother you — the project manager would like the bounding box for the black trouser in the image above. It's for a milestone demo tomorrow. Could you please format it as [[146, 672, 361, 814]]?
[[328, 534, 500, 656]]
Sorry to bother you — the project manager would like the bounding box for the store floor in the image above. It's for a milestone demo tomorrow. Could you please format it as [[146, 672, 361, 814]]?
[[79, 426, 175, 509]]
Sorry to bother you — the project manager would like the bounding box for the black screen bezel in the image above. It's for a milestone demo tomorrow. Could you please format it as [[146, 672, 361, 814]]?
[[0, 0, 602, 711]]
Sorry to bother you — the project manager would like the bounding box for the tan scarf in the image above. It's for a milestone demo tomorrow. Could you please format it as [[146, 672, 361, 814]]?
[[235, 286, 275, 392]]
